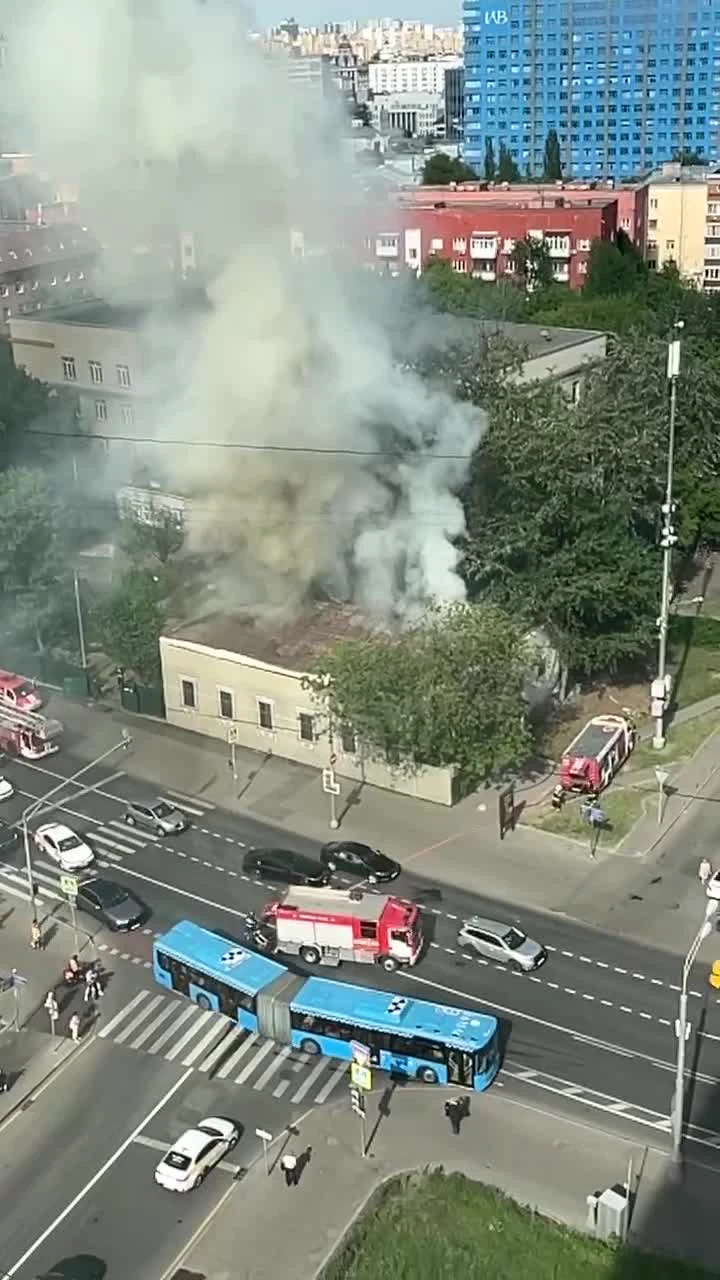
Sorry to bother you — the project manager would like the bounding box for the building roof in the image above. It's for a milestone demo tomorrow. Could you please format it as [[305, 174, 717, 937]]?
[[461, 318, 606, 359], [165, 602, 385, 672]]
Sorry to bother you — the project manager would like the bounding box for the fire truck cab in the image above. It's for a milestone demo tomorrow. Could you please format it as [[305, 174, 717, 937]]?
[[0, 706, 62, 760], [0, 671, 43, 713], [559, 713, 635, 796], [262, 885, 423, 971]]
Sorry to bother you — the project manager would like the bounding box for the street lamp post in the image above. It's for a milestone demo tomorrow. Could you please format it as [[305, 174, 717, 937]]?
[[652, 321, 683, 750], [670, 897, 718, 1163], [72, 568, 88, 671], [21, 732, 132, 926]]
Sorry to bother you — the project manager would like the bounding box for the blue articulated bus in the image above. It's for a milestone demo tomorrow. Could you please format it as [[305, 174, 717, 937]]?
[[154, 920, 500, 1091]]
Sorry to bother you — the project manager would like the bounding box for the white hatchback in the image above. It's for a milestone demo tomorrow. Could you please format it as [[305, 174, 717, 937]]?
[[154, 1118, 239, 1192], [34, 822, 94, 871]]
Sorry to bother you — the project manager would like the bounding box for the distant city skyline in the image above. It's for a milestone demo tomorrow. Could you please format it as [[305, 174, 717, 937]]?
[[255, 4, 459, 28]]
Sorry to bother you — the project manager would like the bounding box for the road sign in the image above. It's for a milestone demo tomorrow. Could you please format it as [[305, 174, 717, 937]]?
[[322, 767, 340, 796], [44, 993, 58, 1020], [60, 873, 79, 899], [351, 1040, 370, 1066], [351, 1061, 372, 1091], [350, 1086, 366, 1116], [654, 767, 670, 788], [329, 752, 337, 766], [255, 1128, 273, 1143], [227, 725, 240, 744]]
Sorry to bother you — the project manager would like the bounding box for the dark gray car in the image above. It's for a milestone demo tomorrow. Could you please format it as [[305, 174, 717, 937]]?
[[76, 877, 148, 931], [124, 797, 188, 836]]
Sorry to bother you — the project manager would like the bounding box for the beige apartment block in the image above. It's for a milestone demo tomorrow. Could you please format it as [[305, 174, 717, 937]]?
[[643, 162, 709, 287], [160, 605, 457, 806]]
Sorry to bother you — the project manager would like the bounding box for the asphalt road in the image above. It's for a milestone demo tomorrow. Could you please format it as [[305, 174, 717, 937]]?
[[5, 747, 720, 1159]]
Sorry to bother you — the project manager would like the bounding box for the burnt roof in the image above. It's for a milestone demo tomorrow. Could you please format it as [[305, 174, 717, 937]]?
[[166, 602, 387, 672]]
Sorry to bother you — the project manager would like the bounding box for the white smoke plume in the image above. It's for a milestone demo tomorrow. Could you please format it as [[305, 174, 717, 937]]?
[[6, 0, 486, 622]]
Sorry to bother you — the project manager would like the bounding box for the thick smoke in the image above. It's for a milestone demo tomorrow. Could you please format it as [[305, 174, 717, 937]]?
[[7, 0, 485, 622]]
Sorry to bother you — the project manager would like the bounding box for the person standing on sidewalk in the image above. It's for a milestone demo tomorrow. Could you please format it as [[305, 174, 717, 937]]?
[[444, 1097, 463, 1135], [68, 1013, 81, 1043], [280, 1152, 298, 1186], [699, 858, 713, 887], [30, 919, 42, 950]]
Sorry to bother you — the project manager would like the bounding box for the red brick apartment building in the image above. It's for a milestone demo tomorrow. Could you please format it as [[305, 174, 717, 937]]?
[[362, 196, 618, 288]]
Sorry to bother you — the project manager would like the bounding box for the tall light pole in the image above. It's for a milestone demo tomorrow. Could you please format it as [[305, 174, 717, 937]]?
[[21, 732, 132, 927], [652, 320, 683, 750], [670, 896, 718, 1163], [72, 568, 88, 671]]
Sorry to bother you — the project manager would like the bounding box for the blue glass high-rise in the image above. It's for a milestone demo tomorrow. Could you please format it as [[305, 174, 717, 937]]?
[[463, 0, 720, 180]]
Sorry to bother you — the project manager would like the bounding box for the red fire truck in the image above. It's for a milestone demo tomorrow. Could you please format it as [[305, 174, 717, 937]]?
[[0, 670, 44, 713], [261, 885, 423, 971], [559, 713, 635, 796], [0, 705, 62, 760]]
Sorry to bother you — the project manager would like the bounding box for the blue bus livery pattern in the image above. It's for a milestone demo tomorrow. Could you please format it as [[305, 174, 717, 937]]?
[[154, 920, 500, 1090]]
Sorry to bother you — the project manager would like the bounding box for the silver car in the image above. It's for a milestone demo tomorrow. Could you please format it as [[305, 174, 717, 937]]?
[[124, 797, 188, 836], [457, 916, 547, 972]]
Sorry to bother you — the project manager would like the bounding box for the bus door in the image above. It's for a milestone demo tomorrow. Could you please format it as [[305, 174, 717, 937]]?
[[447, 1047, 474, 1087]]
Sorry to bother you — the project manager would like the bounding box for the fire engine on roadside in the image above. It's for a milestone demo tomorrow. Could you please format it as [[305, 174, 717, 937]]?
[[0, 705, 63, 760], [258, 885, 424, 972], [557, 712, 636, 798]]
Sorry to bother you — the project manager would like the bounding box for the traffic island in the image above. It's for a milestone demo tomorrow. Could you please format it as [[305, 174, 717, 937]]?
[[523, 787, 651, 853]]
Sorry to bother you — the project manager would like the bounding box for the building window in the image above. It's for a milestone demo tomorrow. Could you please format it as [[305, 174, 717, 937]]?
[[340, 724, 357, 754], [62, 356, 77, 381], [94, 399, 107, 422], [257, 698, 274, 731], [89, 360, 103, 384], [218, 688, 233, 720], [121, 403, 135, 427], [181, 678, 196, 709], [116, 363, 132, 388], [298, 712, 315, 743]]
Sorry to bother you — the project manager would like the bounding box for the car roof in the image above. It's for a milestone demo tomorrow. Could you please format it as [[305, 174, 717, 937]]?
[[166, 1127, 218, 1160], [323, 841, 376, 856], [253, 848, 318, 866], [462, 916, 520, 936], [38, 822, 74, 838], [80, 877, 128, 900]]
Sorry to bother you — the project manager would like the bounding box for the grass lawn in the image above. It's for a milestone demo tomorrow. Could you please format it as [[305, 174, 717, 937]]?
[[525, 786, 646, 845], [669, 617, 720, 710], [323, 1170, 712, 1280], [629, 714, 720, 772]]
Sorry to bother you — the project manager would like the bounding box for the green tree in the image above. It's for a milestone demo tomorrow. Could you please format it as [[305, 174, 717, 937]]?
[[511, 236, 554, 289], [542, 129, 562, 180], [0, 345, 52, 468], [306, 603, 532, 781], [120, 506, 185, 566], [672, 149, 706, 166], [418, 258, 527, 320], [496, 143, 520, 183], [583, 237, 646, 297], [421, 153, 476, 185], [0, 467, 57, 587], [94, 569, 166, 683], [483, 137, 496, 182]]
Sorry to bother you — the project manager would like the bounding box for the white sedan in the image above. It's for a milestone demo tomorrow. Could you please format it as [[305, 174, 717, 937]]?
[[154, 1117, 239, 1192], [0, 777, 13, 801], [34, 823, 94, 871]]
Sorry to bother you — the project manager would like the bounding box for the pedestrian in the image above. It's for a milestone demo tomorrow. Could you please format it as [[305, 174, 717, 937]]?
[[68, 1013, 81, 1043], [699, 858, 713, 887], [551, 785, 564, 811], [280, 1152, 298, 1187], [84, 967, 101, 1003], [444, 1097, 462, 1136], [30, 919, 41, 950]]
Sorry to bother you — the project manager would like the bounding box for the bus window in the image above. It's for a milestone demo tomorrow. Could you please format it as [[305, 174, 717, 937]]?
[[156, 950, 171, 972]]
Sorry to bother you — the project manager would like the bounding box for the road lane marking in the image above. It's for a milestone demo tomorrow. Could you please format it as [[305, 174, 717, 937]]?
[[291, 1056, 329, 1103], [148, 1004, 198, 1055], [253, 1044, 293, 1090], [165, 1009, 216, 1061], [129, 1001, 180, 1050], [163, 787, 216, 811], [3, 1067, 193, 1278], [314, 1066, 347, 1104], [114, 994, 167, 1044], [97, 990, 147, 1038], [234, 1037, 275, 1083], [182, 1019, 232, 1067], [215, 1032, 259, 1079], [98, 861, 255, 920]]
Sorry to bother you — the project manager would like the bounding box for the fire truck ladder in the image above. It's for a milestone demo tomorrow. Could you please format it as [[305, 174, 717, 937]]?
[[0, 705, 63, 739]]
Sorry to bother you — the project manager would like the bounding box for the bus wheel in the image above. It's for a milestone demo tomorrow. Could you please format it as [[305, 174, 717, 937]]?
[[300, 946, 321, 965], [195, 993, 212, 1011], [417, 1067, 438, 1084], [300, 1037, 321, 1056], [379, 955, 398, 972]]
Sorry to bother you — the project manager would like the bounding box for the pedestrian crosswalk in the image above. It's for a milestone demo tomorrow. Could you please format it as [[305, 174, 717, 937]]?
[[0, 788, 216, 905], [96, 987, 350, 1104]]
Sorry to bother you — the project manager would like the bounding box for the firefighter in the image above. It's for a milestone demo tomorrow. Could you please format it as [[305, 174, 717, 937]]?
[[551, 784, 564, 811]]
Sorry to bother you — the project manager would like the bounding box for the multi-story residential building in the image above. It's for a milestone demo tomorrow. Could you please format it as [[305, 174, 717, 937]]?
[[362, 197, 617, 287], [0, 221, 98, 327], [705, 175, 720, 290], [462, 0, 720, 181], [445, 67, 466, 142], [640, 160, 715, 286], [368, 55, 462, 97]]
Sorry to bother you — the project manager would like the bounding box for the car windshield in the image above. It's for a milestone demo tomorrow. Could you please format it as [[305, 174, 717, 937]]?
[[95, 884, 127, 908], [15, 683, 34, 699], [501, 927, 527, 950], [164, 1150, 192, 1171], [57, 834, 82, 852], [151, 802, 173, 818]]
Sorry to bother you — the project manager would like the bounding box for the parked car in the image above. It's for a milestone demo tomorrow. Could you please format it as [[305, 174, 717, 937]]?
[[457, 916, 547, 972], [124, 797, 188, 836], [0, 819, 19, 854], [76, 877, 148, 931], [154, 1117, 239, 1192], [243, 847, 329, 887], [0, 777, 14, 802], [706, 871, 720, 901], [34, 822, 94, 871], [320, 840, 400, 883]]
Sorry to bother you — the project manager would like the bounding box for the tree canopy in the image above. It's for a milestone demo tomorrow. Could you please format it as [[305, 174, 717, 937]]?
[[422, 153, 477, 185], [307, 604, 533, 782], [93, 569, 167, 683], [542, 129, 562, 181]]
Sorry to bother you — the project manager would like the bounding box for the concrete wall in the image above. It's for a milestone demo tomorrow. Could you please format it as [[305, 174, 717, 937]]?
[[160, 635, 456, 806], [646, 180, 707, 285], [513, 332, 608, 389], [8, 315, 144, 393]]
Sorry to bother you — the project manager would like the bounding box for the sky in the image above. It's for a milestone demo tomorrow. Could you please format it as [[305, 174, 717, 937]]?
[[253, 3, 460, 27]]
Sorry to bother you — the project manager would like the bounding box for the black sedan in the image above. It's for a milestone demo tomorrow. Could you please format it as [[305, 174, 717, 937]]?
[[243, 848, 329, 887], [0, 819, 19, 855], [320, 841, 401, 883], [75, 877, 148, 931]]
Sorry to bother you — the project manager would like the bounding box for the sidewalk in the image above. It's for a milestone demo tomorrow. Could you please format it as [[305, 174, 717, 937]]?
[[169, 1082, 720, 1279]]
